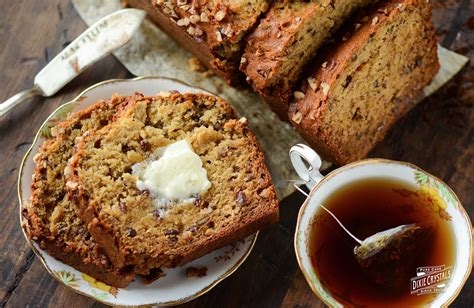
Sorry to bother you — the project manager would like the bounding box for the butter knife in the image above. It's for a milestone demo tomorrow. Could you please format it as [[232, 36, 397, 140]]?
[[0, 8, 146, 117]]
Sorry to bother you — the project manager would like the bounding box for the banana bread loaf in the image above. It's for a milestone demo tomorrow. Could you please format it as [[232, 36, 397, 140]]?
[[25, 95, 137, 287], [288, 0, 439, 164], [241, 0, 375, 120], [127, 0, 269, 85], [68, 93, 279, 274]]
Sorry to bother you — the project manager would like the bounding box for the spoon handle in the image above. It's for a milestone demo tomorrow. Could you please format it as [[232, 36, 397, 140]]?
[[294, 183, 363, 244], [0, 86, 43, 117]]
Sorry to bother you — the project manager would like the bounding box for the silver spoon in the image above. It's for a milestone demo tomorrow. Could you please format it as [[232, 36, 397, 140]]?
[[0, 9, 145, 117]]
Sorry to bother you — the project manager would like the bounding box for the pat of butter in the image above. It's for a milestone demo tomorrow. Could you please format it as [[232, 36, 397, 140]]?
[[133, 140, 211, 200]]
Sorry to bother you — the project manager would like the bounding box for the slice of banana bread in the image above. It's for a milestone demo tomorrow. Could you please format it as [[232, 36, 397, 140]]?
[[127, 0, 270, 85], [68, 93, 279, 274], [25, 95, 136, 287], [288, 0, 439, 164], [241, 0, 375, 120]]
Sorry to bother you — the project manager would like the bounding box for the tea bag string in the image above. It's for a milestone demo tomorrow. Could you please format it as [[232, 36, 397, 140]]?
[[292, 182, 363, 245]]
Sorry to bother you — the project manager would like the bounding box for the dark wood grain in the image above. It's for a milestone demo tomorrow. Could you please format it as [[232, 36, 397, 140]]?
[[0, 0, 472, 307]]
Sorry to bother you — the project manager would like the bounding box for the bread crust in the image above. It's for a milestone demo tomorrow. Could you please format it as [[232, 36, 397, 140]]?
[[69, 93, 279, 274], [288, 0, 440, 165]]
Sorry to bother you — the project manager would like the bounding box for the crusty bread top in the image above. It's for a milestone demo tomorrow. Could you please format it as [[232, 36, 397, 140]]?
[[288, 0, 439, 164], [69, 93, 279, 274], [152, 0, 269, 60]]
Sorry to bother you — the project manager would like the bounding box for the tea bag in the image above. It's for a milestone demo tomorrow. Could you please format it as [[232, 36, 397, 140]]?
[[354, 224, 432, 292], [354, 224, 418, 260]]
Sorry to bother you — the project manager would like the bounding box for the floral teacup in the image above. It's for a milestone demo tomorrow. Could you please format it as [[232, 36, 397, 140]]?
[[290, 144, 472, 307]]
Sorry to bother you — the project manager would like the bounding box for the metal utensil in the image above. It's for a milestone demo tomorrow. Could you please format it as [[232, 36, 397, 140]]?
[[0, 8, 146, 117]]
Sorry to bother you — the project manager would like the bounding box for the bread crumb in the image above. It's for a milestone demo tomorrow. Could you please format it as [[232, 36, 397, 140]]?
[[188, 57, 207, 72], [142, 268, 166, 284], [321, 61, 327, 68], [214, 79, 224, 94], [186, 267, 208, 278]]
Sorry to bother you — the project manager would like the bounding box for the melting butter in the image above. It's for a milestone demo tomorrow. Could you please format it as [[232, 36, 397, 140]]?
[[132, 139, 211, 200]]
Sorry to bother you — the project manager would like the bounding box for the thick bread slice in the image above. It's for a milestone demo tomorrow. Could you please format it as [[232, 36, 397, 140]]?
[[241, 0, 375, 120], [68, 93, 279, 274], [288, 0, 439, 164], [127, 0, 270, 85], [26, 95, 136, 287]]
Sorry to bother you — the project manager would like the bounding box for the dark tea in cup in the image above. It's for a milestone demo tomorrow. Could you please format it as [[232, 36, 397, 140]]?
[[309, 177, 455, 306]]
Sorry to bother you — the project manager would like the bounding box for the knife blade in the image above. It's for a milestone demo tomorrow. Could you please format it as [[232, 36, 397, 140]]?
[[0, 8, 146, 117]]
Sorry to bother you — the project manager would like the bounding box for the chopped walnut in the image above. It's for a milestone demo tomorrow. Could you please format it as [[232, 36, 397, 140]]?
[[215, 30, 223, 42], [215, 10, 226, 21], [307, 77, 318, 91], [321, 82, 330, 96], [292, 111, 303, 124], [293, 91, 305, 99], [177, 17, 190, 26], [189, 14, 200, 24], [221, 25, 233, 37], [182, 230, 193, 241], [259, 188, 271, 198], [187, 26, 203, 37], [397, 3, 406, 11], [33, 153, 42, 163], [200, 12, 209, 22], [236, 191, 247, 205], [65, 181, 78, 190], [371, 16, 379, 25]]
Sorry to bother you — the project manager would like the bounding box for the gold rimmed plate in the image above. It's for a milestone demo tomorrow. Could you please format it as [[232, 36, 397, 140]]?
[[18, 77, 258, 306]]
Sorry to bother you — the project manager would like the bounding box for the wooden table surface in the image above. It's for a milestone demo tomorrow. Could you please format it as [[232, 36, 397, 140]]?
[[0, 0, 472, 307]]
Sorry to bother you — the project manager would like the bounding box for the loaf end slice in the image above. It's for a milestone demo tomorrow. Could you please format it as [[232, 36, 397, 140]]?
[[69, 93, 279, 274], [288, 0, 439, 164], [25, 95, 138, 287], [127, 0, 270, 85]]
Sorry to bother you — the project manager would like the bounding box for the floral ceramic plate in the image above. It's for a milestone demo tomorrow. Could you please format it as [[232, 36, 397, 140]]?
[[18, 77, 258, 306]]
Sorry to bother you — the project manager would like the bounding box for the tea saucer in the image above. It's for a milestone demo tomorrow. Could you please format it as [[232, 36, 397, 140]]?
[[18, 77, 258, 306]]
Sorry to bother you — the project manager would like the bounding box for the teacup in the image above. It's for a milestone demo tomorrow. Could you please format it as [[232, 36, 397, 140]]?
[[290, 144, 472, 307]]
